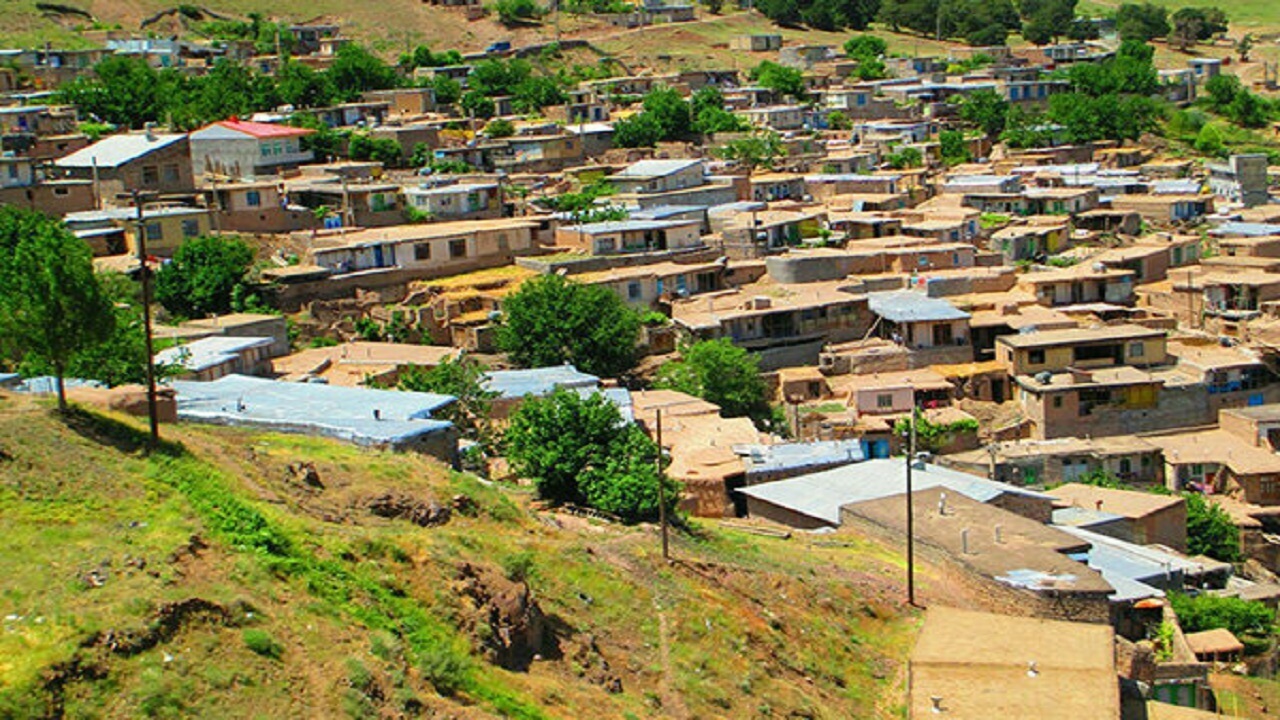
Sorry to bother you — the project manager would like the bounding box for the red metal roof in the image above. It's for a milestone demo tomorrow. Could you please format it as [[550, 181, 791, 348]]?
[[214, 119, 315, 139]]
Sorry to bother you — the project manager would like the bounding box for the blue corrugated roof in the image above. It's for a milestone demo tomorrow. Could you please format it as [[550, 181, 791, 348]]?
[[868, 290, 971, 323], [1210, 221, 1280, 237], [482, 364, 599, 399], [736, 440, 864, 473], [172, 374, 454, 447]]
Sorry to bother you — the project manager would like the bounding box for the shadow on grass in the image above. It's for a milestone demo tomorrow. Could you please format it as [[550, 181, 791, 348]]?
[[58, 405, 187, 458]]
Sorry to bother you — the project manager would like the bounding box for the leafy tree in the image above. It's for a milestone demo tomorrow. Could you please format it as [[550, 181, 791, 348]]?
[[461, 90, 496, 119], [656, 339, 772, 428], [751, 61, 807, 100], [714, 131, 785, 170], [1020, 0, 1078, 45], [1237, 33, 1254, 62], [755, 0, 804, 26], [892, 410, 980, 453], [691, 87, 748, 134], [54, 56, 166, 128], [289, 113, 347, 162], [643, 86, 693, 141], [886, 146, 923, 168], [1205, 73, 1243, 108], [505, 389, 676, 522], [612, 111, 664, 148], [398, 356, 498, 440], [1183, 492, 1241, 561], [512, 76, 566, 114], [494, 0, 544, 24], [276, 61, 337, 108], [1226, 90, 1272, 129], [496, 274, 641, 378], [166, 59, 279, 130], [844, 34, 887, 59], [1115, 2, 1170, 41], [1067, 40, 1158, 97], [0, 207, 114, 410], [939, 129, 971, 165], [347, 134, 405, 166], [470, 58, 532, 96], [155, 235, 256, 319], [20, 271, 154, 388], [329, 44, 400, 101], [958, 88, 1010, 137], [1170, 593, 1275, 638], [399, 45, 464, 71], [431, 75, 462, 106], [1170, 6, 1228, 50], [484, 118, 516, 137]]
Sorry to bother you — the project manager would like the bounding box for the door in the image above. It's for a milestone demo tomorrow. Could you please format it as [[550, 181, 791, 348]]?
[[992, 378, 1005, 403]]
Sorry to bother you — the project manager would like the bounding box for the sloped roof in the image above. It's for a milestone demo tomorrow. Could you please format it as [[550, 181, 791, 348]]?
[[55, 132, 186, 169]]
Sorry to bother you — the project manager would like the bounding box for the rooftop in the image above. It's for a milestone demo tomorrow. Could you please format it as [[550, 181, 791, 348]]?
[[482, 364, 599, 399], [910, 606, 1118, 720], [612, 158, 702, 179], [866, 290, 971, 323], [155, 336, 273, 373], [55, 132, 186, 169], [171, 374, 454, 448], [739, 458, 1050, 526]]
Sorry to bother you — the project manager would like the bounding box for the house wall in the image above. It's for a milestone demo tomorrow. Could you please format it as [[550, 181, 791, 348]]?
[[125, 212, 213, 256], [0, 182, 96, 218], [1000, 335, 1167, 375], [744, 496, 833, 529]]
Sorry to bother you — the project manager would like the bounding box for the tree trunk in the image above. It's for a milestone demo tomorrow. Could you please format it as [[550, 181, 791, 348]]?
[[54, 364, 67, 414]]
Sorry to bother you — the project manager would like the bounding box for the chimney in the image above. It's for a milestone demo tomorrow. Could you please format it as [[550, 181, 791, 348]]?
[[1027, 661, 1039, 678], [960, 528, 970, 555], [144, 122, 157, 142], [1095, 500, 1103, 511], [994, 524, 1003, 544], [929, 696, 945, 714], [937, 491, 948, 516]]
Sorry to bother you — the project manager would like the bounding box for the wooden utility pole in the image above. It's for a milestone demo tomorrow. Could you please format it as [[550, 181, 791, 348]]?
[[906, 408, 917, 606], [656, 408, 670, 561], [133, 191, 160, 449]]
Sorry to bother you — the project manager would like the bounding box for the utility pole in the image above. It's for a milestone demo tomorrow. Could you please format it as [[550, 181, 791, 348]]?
[[133, 190, 160, 449], [656, 408, 670, 561], [906, 407, 917, 607]]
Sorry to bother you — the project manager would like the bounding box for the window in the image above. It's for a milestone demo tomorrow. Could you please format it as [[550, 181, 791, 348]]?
[[627, 281, 642, 301], [1128, 342, 1144, 358], [449, 239, 467, 258], [1053, 396, 1063, 408], [53, 187, 68, 196], [181, 219, 200, 238], [1028, 349, 1046, 365], [144, 223, 163, 241], [260, 143, 272, 157], [141, 165, 158, 185], [876, 393, 894, 409], [1119, 458, 1132, 475], [245, 190, 262, 207], [414, 242, 432, 261], [6, 164, 17, 179], [162, 164, 180, 184]]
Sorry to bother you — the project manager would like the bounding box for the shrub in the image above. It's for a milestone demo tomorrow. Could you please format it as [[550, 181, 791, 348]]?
[[243, 628, 284, 659]]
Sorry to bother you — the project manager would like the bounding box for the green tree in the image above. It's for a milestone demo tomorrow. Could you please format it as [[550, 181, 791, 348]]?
[[1019, 0, 1078, 45], [844, 34, 887, 59], [714, 131, 786, 170], [612, 111, 664, 148], [1115, 2, 1170, 41], [1183, 492, 1241, 561], [497, 274, 641, 378], [276, 61, 338, 108], [1237, 33, 1254, 62], [431, 75, 462, 106], [656, 339, 772, 428], [939, 129, 971, 165], [512, 76, 566, 114], [642, 86, 693, 141], [484, 118, 516, 137], [750, 61, 807, 100], [958, 88, 1010, 137], [886, 146, 923, 168], [691, 87, 748, 134], [461, 90, 496, 119], [155, 235, 256, 319], [348, 134, 405, 166], [328, 44, 400, 101], [494, 0, 544, 24], [1170, 593, 1275, 638], [398, 356, 498, 440], [0, 207, 114, 410], [54, 55, 166, 128], [505, 389, 676, 522]]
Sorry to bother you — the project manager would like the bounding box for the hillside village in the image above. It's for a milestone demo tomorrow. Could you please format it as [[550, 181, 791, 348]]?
[[5, 0, 1280, 717]]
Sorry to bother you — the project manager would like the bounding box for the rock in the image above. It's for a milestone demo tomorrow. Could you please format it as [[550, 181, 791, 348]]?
[[366, 493, 451, 527], [454, 562, 554, 671], [567, 634, 623, 694], [287, 462, 324, 490]]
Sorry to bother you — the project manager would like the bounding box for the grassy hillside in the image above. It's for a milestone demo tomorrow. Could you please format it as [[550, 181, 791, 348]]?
[[0, 393, 998, 718]]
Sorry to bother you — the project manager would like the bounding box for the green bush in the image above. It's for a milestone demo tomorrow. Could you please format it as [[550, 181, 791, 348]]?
[[1170, 593, 1276, 640], [243, 628, 284, 659]]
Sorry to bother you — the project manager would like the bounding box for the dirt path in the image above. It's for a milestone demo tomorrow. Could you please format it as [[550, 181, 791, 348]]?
[[652, 596, 690, 720]]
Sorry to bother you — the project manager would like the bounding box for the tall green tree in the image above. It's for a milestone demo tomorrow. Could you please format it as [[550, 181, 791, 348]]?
[[958, 88, 1010, 137], [329, 44, 400, 101], [656, 339, 772, 428], [155, 235, 256, 319], [1019, 0, 1078, 45], [505, 389, 676, 522], [1183, 492, 1241, 562], [751, 61, 807, 100], [398, 356, 498, 440], [0, 207, 115, 411], [54, 56, 167, 128], [1115, 2, 1170, 41], [497, 274, 641, 378]]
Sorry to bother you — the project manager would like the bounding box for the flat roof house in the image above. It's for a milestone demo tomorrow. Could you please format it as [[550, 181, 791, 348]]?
[[996, 324, 1168, 375]]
